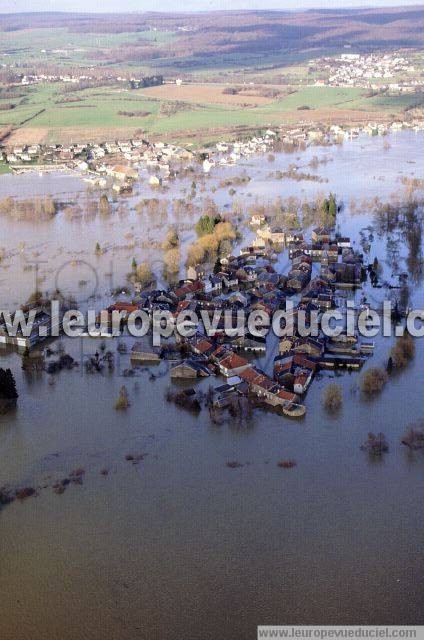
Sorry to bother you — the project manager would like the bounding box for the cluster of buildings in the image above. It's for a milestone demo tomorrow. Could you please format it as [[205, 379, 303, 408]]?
[[111, 224, 374, 418], [274, 119, 424, 148], [310, 52, 421, 91], [203, 130, 277, 171], [204, 119, 424, 177], [18, 73, 95, 85], [3, 70, 165, 88], [1, 138, 193, 191], [3, 117, 424, 193]]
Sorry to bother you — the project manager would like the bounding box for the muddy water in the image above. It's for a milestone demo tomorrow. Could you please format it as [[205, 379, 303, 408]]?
[[0, 132, 423, 640]]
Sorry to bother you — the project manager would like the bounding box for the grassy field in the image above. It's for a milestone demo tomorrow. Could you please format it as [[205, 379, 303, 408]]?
[[2, 82, 421, 145], [0, 27, 173, 67], [265, 86, 364, 110], [138, 83, 276, 106]]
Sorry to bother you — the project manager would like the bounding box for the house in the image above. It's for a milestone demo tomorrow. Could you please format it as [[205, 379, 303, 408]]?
[[204, 275, 223, 295], [244, 267, 258, 284], [174, 280, 204, 300], [112, 183, 132, 195], [330, 262, 362, 285], [292, 337, 325, 357], [186, 265, 205, 281], [170, 359, 210, 378], [301, 289, 333, 310], [312, 227, 331, 243], [267, 227, 285, 244], [213, 379, 245, 407], [319, 354, 366, 369], [0, 307, 62, 348], [109, 164, 138, 181], [217, 352, 250, 377], [228, 292, 248, 307], [130, 343, 160, 363], [191, 338, 214, 356], [293, 369, 314, 395], [276, 389, 299, 405], [250, 213, 266, 226], [287, 270, 311, 292], [292, 353, 318, 371], [252, 236, 266, 250], [257, 225, 285, 243], [221, 272, 238, 290], [239, 367, 299, 407], [172, 300, 198, 325], [149, 175, 162, 186], [274, 354, 294, 376], [107, 302, 139, 315], [336, 236, 351, 248], [286, 231, 304, 244], [274, 351, 316, 394], [203, 159, 214, 173], [232, 333, 266, 352]]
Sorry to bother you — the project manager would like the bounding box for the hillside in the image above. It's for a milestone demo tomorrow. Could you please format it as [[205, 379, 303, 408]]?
[[0, 7, 423, 74]]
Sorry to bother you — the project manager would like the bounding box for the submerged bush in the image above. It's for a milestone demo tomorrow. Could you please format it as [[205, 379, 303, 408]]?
[[390, 333, 415, 369], [361, 432, 389, 456], [401, 422, 424, 449], [322, 384, 342, 411], [361, 367, 388, 395], [115, 385, 129, 410]]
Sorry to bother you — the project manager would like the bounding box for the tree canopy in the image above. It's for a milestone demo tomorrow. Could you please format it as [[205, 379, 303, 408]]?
[[0, 368, 18, 400]]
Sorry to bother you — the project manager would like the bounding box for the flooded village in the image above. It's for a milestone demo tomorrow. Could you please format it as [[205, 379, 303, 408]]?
[[1, 5, 424, 637], [0, 122, 424, 635], [0, 123, 423, 425]]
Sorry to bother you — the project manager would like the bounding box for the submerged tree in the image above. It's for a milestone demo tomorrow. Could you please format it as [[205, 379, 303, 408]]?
[[162, 226, 180, 250], [163, 247, 180, 278], [322, 383, 342, 411], [328, 192, 337, 218], [0, 368, 18, 414], [115, 385, 129, 410], [195, 214, 222, 237], [136, 262, 154, 287], [0, 368, 18, 400], [361, 432, 389, 456], [361, 367, 388, 395], [213, 257, 222, 274], [99, 194, 110, 216], [390, 333, 415, 369], [401, 423, 424, 450]]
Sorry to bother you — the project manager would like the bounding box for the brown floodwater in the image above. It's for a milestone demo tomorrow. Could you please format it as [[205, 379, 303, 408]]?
[[0, 132, 423, 639]]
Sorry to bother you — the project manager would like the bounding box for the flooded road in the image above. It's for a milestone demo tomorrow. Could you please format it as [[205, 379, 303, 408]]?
[[0, 131, 423, 639]]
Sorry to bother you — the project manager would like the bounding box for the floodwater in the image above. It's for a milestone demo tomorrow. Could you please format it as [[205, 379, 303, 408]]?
[[0, 131, 424, 640]]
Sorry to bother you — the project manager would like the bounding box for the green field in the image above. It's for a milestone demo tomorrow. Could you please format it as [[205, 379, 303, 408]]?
[[264, 86, 364, 110], [2, 82, 422, 144], [3, 85, 361, 133]]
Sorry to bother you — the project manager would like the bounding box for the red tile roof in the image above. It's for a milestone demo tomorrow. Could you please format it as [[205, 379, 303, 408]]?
[[176, 300, 191, 313], [107, 302, 139, 313], [219, 353, 249, 371], [277, 389, 298, 402], [293, 353, 317, 371], [239, 367, 261, 384], [295, 372, 309, 386], [193, 339, 213, 355], [175, 280, 204, 298]]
